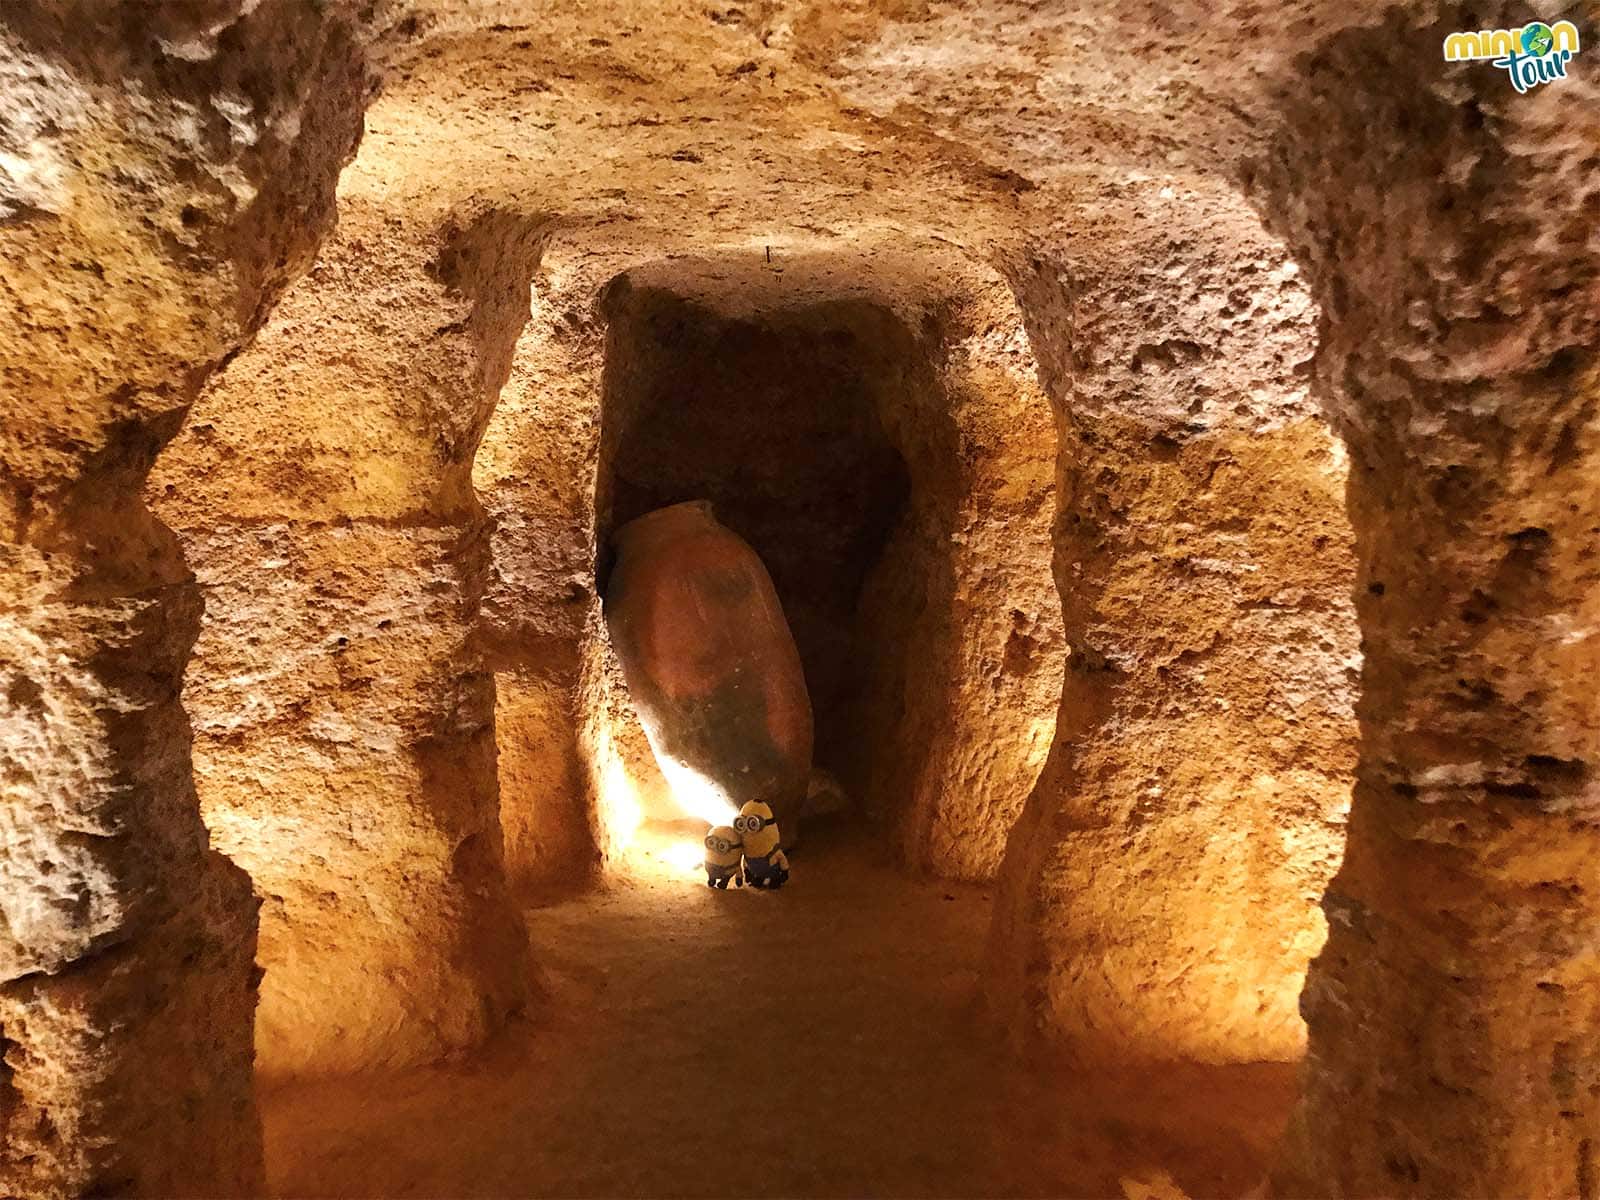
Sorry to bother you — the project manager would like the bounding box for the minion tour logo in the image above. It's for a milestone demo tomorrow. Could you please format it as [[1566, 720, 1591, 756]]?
[[1443, 20, 1582, 92]]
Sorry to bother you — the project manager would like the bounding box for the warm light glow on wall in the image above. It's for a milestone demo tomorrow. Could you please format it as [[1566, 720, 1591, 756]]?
[[594, 724, 643, 855], [654, 755, 739, 825], [659, 839, 706, 874], [591, 712, 737, 876], [1324, 434, 1349, 478], [618, 828, 712, 880]]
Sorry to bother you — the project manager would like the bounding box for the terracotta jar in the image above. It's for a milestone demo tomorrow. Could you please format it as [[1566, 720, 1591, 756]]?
[[604, 501, 813, 838]]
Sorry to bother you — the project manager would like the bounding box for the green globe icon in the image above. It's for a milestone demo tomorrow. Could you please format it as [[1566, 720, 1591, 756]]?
[[1522, 22, 1554, 55]]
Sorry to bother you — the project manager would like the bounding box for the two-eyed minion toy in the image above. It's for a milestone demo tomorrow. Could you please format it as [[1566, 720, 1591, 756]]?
[[701, 800, 792, 890], [734, 800, 790, 889], [702, 825, 744, 888]]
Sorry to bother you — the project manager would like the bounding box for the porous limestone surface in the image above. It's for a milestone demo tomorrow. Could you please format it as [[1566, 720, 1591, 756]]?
[[2, 1, 370, 1193]]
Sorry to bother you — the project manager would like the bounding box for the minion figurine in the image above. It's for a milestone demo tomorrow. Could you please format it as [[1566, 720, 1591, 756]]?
[[734, 800, 790, 889], [703, 825, 744, 888]]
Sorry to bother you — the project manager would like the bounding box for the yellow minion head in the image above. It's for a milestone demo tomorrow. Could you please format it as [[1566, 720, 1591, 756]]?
[[703, 825, 742, 868], [734, 800, 780, 858]]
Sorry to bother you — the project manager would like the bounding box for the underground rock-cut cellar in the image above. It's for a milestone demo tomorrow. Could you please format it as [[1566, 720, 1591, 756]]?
[[1, 2, 1596, 1197]]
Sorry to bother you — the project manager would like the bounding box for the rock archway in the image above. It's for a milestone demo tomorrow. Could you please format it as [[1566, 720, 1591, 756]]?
[[475, 247, 1064, 881]]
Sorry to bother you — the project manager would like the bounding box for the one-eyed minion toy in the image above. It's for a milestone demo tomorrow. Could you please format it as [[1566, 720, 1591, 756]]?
[[734, 800, 789, 889], [703, 825, 744, 888]]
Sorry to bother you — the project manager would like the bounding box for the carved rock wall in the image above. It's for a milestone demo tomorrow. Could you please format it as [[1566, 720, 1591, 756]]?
[[1255, 5, 1600, 1194], [0, 1, 369, 1192], [150, 201, 543, 1078]]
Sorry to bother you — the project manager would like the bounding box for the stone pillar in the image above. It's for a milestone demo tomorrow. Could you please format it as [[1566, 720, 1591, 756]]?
[[855, 279, 1066, 882], [987, 183, 1360, 1066], [0, 3, 367, 1195], [475, 242, 613, 888], [1257, 7, 1600, 1195], [151, 202, 546, 1078]]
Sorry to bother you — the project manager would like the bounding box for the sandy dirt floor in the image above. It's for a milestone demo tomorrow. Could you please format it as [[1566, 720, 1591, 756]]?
[[262, 821, 1295, 1198]]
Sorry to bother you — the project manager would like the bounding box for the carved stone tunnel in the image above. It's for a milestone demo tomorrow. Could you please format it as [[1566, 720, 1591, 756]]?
[[594, 278, 918, 816], [2, 2, 1597, 1199], [570, 259, 1065, 877]]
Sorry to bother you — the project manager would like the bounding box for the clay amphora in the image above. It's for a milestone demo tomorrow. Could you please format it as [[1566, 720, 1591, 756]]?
[[604, 501, 813, 839]]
